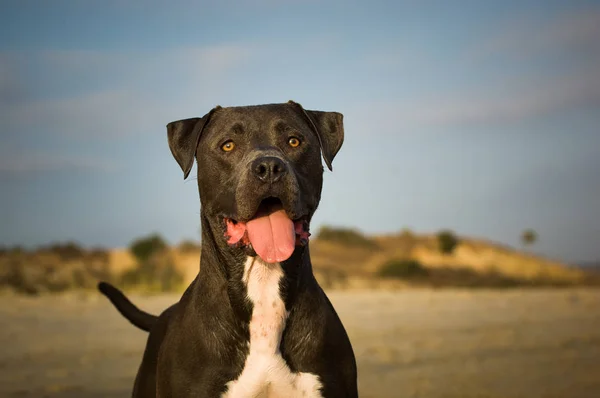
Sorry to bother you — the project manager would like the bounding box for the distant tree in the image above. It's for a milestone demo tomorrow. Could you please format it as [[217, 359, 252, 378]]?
[[437, 230, 459, 255], [129, 233, 168, 264], [521, 229, 538, 248]]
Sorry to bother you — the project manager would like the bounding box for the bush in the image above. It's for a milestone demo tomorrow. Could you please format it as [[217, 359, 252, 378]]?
[[316, 268, 348, 289], [8, 246, 25, 255], [122, 234, 184, 292], [426, 267, 522, 288], [316, 226, 379, 249], [0, 247, 113, 295], [437, 230, 459, 254], [399, 228, 416, 239], [43, 241, 85, 261], [178, 240, 201, 252], [121, 253, 183, 292], [378, 258, 428, 279], [376, 259, 541, 288], [130, 233, 168, 263], [89, 247, 109, 262]]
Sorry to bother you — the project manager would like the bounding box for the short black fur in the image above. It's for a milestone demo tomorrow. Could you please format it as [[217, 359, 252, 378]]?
[[98, 102, 357, 397]]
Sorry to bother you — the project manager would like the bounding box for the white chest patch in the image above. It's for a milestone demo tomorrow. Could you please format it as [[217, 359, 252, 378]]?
[[222, 257, 323, 398]]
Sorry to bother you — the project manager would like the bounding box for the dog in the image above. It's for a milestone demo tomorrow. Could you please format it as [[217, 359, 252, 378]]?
[[98, 101, 358, 397]]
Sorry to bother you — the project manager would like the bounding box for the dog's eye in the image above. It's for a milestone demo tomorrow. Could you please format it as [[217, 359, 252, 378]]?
[[221, 140, 235, 152], [288, 137, 301, 148]]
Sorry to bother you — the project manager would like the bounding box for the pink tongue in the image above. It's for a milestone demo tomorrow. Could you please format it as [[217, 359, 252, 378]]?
[[246, 209, 295, 263]]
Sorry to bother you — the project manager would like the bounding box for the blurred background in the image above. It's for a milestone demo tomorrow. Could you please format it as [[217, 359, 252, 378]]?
[[1, 1, 599, 397]]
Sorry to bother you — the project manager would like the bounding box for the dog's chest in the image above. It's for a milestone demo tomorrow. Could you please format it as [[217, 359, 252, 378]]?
[[222, 257, 322, 398]]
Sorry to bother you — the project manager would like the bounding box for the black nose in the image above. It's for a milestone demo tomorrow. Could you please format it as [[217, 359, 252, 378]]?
[[252, 156, 288, 183]]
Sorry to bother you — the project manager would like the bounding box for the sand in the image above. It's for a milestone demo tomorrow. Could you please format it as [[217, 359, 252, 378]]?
[[1, 288, 599, 398]]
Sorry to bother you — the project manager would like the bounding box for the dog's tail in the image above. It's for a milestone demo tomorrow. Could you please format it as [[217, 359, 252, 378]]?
[[97, 282, 158, 332]]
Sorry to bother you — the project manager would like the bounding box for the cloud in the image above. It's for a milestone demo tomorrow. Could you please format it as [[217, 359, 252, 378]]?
[[0, 54, 25, 104], [39, 44, 252, 83], [350, 59, 600, 133], [0, 44, 253, 140], [413, 69, 600, 126], [2, 89, 165, 139], [0, 151, 120, 175], [340, 6, 600, 135], [473, 7, 600, 59]]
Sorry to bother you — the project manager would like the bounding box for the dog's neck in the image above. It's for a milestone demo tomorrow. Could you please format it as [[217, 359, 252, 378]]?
[[196, 213, 313, 315]]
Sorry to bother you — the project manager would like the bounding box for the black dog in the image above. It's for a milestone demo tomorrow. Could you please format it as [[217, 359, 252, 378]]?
[[98, 101, 357, 397]]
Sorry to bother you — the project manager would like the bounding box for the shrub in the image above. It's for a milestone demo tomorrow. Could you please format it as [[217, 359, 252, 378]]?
[[130, 233, 168, 264], [0, 249, 112, 295], [8, 246, 26, 255], [159, 260, 184, 291], [378, 258, 428, 279], [437, 230, 459, 254], [1, 255, 41, 295], [89, 247, 109, 262], [44, 241, 85, 261], [119, 233, 185, 292], [121, 253, 183, 292], [316, 226, 379, 249], [399, 228, 415, 239], [317, 268, 348, 289], [0, 242, 113, 295], [426, 267, 522, 288], [179, 240, 201, 252]]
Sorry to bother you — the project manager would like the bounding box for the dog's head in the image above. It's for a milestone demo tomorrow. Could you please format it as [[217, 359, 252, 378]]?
[[167, 101, 344, 263]]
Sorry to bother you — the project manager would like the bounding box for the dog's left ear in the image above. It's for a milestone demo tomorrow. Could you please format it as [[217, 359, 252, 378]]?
[[288, 100, 344, 171], [167, 106, 221, 179]]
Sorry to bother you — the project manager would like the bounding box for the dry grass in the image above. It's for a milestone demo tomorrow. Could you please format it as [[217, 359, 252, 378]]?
[[309, 230, 587, 289], [1, 230, 592, 294]]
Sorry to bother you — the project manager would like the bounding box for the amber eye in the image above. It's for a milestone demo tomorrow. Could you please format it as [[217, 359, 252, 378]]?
[[221, 140, 235, 152], [288, 137, 301, 148]]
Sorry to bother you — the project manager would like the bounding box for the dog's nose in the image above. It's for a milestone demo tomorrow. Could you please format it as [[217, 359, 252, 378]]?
[[252, 157, 288, 183]]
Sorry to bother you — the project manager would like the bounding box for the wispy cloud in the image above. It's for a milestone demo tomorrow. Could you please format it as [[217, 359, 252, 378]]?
[[351, 63, 600, 133], [473, 7, 600, 59], [0, 151, 120, 175], [0, 44, 253, 140], [411, 68, 600, 126], [349, 7, 600, 133], [2, 89, 166, 139], [39, 44, 252, 83], [0, 54, 24, 103]]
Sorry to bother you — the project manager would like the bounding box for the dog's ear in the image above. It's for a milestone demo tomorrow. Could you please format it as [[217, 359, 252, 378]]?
[[167, 106, 221, 179], [287, 100, 344, 171]]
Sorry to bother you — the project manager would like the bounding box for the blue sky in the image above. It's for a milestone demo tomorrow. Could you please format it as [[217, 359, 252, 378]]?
[[1, 0, 599, 264]]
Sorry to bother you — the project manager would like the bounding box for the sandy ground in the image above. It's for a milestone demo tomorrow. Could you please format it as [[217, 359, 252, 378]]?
[[1, 288, 599, 398]]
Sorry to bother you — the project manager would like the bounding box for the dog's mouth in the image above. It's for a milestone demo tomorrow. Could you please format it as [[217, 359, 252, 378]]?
[[223, 197, 310, 263]]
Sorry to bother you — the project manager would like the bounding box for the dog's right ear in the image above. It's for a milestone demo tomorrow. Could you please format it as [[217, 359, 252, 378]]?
[[167, 106, 221, 179]]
